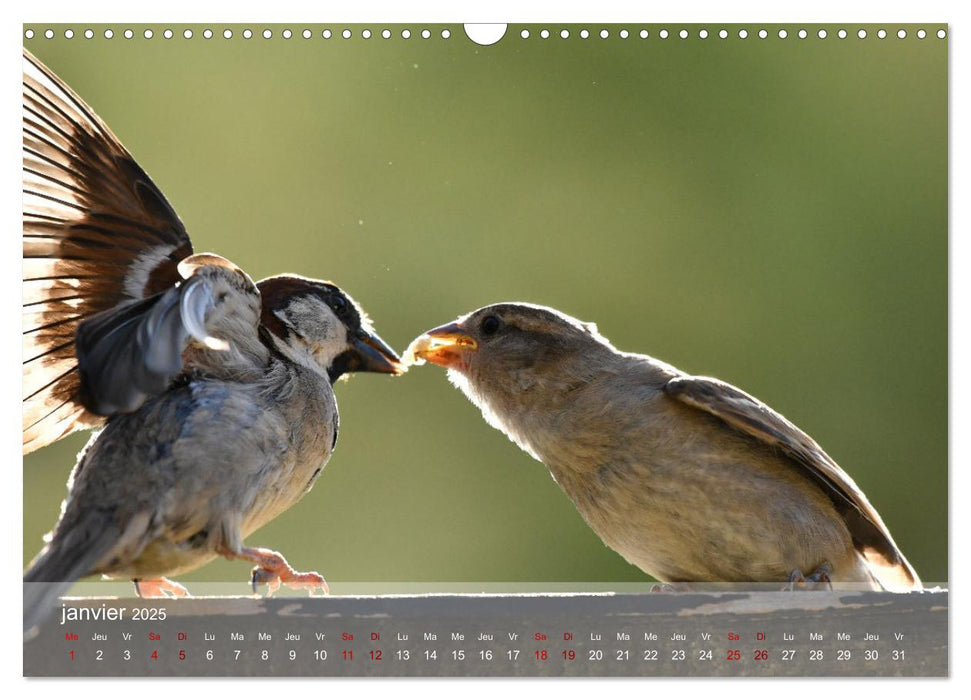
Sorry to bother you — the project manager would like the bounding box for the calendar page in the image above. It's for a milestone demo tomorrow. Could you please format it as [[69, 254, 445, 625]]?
[[21, 20, 948, 678]]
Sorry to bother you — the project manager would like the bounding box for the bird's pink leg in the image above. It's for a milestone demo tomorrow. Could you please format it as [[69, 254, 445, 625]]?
[[237, 546, 329, 596], [133, 577, 190, 598]]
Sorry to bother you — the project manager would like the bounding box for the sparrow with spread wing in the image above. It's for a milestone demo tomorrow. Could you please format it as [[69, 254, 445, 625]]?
[[406, 303, 921, 591], [22, 49, 403, 630]]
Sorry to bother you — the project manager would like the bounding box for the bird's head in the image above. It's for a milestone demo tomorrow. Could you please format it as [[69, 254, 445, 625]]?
[[405, 303, 616, 426], [257, 275, 404, 383]]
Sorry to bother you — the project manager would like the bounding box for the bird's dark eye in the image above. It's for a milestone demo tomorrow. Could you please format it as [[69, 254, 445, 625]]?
[[481, 315, 501, 336], [330, 296, 346, 311]]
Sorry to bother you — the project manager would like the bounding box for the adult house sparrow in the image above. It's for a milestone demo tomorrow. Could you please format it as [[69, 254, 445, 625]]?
[[405, 303, 921, 591], [22, 50, 403, 629]]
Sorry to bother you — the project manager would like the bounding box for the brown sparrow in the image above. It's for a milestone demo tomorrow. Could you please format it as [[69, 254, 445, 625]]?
[[22, 49, 403, 630], [405, 302, 921, 591]]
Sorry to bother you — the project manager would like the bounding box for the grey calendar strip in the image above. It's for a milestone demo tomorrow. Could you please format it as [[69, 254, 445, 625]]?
[[24, 589, 947, 677]]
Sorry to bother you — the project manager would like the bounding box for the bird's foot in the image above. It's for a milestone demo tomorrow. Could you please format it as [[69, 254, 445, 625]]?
[[786, 562, 833, 591], [650, 582, 696, 593], [240, 547, 329, 597], [133, 577, 191, 598]]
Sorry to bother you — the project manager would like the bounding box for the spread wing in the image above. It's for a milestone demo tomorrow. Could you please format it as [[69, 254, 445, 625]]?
[[23, 49, 193, 453], [75, 255, 262, 417], [664, 375, 921, 591]]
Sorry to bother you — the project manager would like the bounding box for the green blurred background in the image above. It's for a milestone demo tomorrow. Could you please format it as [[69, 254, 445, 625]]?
[[23, 24, 947, 587]]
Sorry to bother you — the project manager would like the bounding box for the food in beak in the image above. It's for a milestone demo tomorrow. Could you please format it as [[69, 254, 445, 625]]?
[[403, 324, 477, 369]]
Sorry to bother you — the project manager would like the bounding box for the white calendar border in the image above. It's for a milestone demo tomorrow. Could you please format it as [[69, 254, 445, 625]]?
[[3, 0, 961, 694]]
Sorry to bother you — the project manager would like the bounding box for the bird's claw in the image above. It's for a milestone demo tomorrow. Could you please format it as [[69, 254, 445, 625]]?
[[786, 562, 833, 591], [243, 548, 329, 597], [251, 567, 281, 595], [650, 582, 695, 593]]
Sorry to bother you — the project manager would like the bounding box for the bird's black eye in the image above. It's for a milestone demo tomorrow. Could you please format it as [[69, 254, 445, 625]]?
[[481, 315, 501, 336], [330, 296, 346, 311]]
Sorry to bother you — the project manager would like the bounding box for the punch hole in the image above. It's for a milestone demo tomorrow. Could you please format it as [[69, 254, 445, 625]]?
[[937, 29, 946, 39], [323, 29, 332, 39], [21, 23, 934, 47]]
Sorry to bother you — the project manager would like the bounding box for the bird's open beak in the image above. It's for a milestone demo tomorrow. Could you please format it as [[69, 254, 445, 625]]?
[[403, 322, 478, 369], [352, 330, 406, 376]]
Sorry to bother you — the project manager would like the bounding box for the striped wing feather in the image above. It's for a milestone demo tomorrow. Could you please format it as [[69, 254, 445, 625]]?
[[22, 49, 193, 453], [664, 375, 921, 591]]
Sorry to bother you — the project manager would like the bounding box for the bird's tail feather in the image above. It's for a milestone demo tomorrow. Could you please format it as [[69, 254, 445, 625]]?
[[24, 513, 120, 636], [863, 547, 924, 592]]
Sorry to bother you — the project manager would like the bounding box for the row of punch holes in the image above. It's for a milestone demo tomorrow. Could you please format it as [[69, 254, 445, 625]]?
[[24, 25, 948, 43]]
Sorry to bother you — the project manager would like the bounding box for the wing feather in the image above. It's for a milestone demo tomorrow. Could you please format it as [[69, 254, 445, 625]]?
[[75, 260, 262, 417], [22, 49, 193, 453], [664, 375, 921, 591]]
